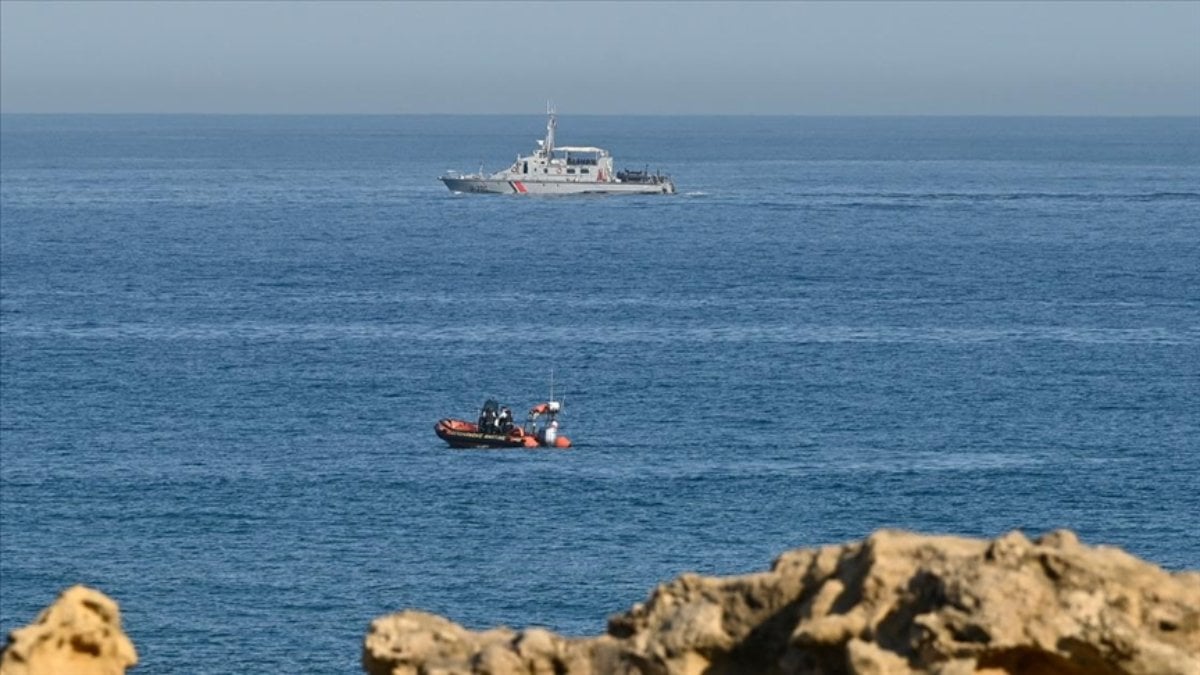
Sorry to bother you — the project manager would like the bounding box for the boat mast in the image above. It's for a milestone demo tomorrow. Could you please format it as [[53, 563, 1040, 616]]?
[[543, 101, 556, 157]]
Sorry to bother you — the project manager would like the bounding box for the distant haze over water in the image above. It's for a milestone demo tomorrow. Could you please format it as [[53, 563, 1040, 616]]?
[[1, 2, 1198, 115]]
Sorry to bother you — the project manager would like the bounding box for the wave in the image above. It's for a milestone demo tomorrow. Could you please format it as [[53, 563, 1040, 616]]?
[[5, 321, 1194, 346], [786, 191, 1200, 203]]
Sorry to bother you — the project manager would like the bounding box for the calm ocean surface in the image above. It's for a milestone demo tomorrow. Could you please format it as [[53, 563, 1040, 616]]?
[[1, 115, 1198, 672]]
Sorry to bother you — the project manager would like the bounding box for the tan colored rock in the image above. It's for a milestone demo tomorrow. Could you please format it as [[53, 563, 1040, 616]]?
[[0, 585, 137, 675], [363, 530, 1200, 675]]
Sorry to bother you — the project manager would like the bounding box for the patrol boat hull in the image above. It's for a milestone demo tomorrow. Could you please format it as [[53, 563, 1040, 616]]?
[[441, 177, 674, 195]]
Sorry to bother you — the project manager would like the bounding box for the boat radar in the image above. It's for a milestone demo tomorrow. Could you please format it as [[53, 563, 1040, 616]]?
[[440, 107, 675, 196]]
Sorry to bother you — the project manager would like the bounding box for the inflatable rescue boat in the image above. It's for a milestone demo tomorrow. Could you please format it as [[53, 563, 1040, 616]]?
[[436, 399, 571, 449]]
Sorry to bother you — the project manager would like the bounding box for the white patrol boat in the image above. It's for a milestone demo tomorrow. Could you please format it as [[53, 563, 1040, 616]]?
[[440, 108, 675, 195]]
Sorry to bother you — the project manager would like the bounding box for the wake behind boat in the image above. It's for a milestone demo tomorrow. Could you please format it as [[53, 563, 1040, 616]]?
[[440, 107, 675, 195]]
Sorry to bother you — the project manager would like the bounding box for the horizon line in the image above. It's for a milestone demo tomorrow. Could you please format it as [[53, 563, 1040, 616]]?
[[2, 111, 1198, 119]]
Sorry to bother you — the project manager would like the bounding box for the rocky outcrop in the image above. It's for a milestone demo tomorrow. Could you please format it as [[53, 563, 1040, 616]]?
[[362, 530, 1200, 675], [0, 585, 137, 675]]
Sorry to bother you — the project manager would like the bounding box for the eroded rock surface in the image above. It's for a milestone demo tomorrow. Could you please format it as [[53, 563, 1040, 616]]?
[[0, 585, 137, 675], [362, 530, 1200, 675]]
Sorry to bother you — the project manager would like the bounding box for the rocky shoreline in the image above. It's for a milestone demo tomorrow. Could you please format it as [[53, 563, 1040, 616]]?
[[5, 530, 1198, 674]]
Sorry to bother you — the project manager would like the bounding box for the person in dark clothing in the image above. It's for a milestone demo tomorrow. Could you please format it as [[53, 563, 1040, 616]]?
[[479, 400, 498, 433]]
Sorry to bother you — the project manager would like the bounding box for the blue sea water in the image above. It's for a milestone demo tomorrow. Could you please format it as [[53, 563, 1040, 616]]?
[[1, 114, 1198, 672]]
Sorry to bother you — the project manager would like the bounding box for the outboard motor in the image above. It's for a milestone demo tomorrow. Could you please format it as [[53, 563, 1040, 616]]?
[[542, 419, 558, 447]]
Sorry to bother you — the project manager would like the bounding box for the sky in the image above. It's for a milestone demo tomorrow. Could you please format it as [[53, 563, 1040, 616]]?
[[1, 1, 1197, 115]]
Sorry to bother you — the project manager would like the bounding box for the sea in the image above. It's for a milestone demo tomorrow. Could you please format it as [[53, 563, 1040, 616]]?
[[1, 114, 1197, 672]]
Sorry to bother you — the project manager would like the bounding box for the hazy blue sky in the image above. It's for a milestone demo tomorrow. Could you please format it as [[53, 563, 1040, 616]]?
[[2, 1, 1197, 115]]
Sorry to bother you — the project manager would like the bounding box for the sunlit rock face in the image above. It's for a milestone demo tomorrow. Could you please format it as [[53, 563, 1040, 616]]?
[[362, 530, 1200, 675], [0, 585, 138, 675]]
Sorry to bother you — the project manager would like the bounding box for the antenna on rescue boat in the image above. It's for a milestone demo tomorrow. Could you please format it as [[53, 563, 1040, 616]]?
[[548, 367, 564, 412]]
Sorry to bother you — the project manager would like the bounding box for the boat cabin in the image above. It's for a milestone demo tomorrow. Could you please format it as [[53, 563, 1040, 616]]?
[[510, 145, 614, 182]]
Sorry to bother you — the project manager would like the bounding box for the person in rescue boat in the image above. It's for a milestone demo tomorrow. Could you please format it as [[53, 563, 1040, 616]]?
[[498, 407, 513, 433], [525, 403, 550, 436]]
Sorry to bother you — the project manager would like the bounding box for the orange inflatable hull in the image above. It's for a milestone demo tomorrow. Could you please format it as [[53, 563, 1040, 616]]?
[[435, 418, 570, 449]]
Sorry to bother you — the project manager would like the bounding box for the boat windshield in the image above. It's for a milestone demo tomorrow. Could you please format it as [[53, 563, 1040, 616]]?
[[552, 148, 602, 165]]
